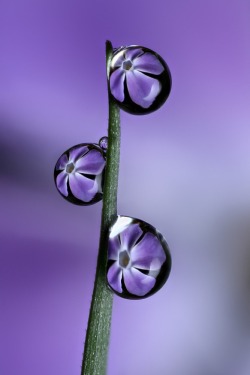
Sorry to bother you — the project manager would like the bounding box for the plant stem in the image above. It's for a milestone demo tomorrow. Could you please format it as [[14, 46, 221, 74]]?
[[81, 40, 120, 375]]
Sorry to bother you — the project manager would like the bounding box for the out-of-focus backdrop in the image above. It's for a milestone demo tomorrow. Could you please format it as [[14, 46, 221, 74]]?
[[1, 1, 250, 374]]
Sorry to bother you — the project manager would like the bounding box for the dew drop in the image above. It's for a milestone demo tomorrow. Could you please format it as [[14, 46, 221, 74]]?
[[109, 45, 172, 115], [99, 136, 108, 151], [107, 215, 171, 299], [54, 143, 106, 206]]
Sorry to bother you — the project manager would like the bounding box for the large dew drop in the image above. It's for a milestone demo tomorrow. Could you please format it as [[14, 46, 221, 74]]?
[[107, 215, 171, 299]]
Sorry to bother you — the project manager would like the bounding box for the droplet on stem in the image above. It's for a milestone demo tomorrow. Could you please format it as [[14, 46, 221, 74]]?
[[107, 215, 171, 299], [108, 45, 172, 115], [54, 143, 106, 206]]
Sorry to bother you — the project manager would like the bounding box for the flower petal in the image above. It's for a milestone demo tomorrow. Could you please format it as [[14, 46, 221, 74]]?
[[56, 171, 68, 196], [126, 70, 161, 108], [123, 267, 156, 296], [69, 146, 89, 163], [107, 262, 123, 293], [69, 173, 97, 202], [56, 154, 68, 170], [110, 68, 125, 102], [133, 52, 164, 75], [119, 223, 143, 252], [75, 149, 105, 175], [125, 48, 143, 61], [108, 236, 121, 261], [131, 232, 166, 270]]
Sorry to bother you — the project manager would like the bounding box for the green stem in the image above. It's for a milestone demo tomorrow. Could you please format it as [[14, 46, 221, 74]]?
[[81, 40, 120, 375]]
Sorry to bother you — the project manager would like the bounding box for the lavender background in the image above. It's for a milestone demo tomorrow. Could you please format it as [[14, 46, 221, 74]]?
[[1, 1, 250, 374]]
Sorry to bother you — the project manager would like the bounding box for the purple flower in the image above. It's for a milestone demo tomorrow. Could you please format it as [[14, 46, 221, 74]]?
[[107, 216, 170, 299], [54, 144, 106, 205], [110, 47, 165, 109]]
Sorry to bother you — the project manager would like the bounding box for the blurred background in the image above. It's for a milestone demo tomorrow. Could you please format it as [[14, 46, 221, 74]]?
[[1, 1, 250, 374]]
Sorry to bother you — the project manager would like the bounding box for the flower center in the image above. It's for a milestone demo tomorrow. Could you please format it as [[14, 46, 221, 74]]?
[[122, 60, 133, 71], [66, 162, 75, 174], [119, 250, 130, 268]]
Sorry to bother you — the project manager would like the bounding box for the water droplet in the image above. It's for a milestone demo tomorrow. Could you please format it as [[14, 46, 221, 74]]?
[[99, 136, 108, 151], [107, 215, 171, 299], [109, 45, 172, 115], [54, 143, 106, 206]]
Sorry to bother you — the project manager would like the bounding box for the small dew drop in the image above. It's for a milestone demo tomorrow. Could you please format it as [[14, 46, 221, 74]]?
[[99, 136, 108, 151]]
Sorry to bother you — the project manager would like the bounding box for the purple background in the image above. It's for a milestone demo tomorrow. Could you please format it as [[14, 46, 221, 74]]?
[[1, 1, 250, 374]]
